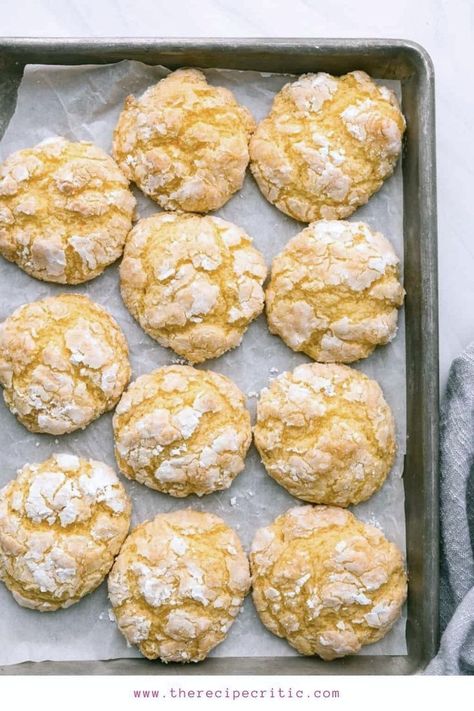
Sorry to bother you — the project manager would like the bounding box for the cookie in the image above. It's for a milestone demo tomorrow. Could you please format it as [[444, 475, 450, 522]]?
[[0, 137, 136, 284], [250, 505, 407, 660], [113, 365, 251, 497], [120, 212, 266, 363], [113, 69, 255, 212], [254, 363, 395, 507], [108, 509, 250, 662], [0, 294, 131, 434], [250, 71, 405, 222], [0, 454, 131, 611], [266, 220, 404, 363]]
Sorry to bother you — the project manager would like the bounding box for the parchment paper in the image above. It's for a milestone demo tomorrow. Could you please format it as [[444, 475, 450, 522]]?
[[0, 61, 407, 665]]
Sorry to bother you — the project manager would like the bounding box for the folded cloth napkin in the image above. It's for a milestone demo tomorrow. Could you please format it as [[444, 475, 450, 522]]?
[[425, 343, 474, 674]]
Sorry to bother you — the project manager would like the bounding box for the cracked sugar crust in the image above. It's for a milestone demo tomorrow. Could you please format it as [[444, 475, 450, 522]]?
[[108, 509, 250, 662], [0, 293, 131, 435], [250, 505, 407, 660], [120, 212, 267, 364], [250, 71, 406, 222], [0, 137, 136, 284], [266, 220, 404, 363], [113, 365, 252, 497], [113, 69, 256, 213], [0, 454, 131, 611], [254, 363, 396, 507]]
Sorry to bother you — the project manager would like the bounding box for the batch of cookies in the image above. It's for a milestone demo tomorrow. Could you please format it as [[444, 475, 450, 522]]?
[[0, 67, 408, 663]]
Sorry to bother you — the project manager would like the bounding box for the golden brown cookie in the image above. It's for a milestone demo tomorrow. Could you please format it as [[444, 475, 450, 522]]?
[[266, 220, 404, 363], [0, 454, 131, 611], [250, 505, 407, 660], [250, 71, 405, 222], [254, 363, 396, 507], [108, 509, 250, 662], [0, 294, 131, 435], [0, 137, 136, 283], [113, 69, 255, 212], [113, 365, 251, 497], [120, 212, 266, 363]]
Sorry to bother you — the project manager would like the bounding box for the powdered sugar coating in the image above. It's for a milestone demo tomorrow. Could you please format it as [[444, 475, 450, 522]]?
[[0, 454, 131, 611], [0, 138, 136, 284], [250, 71, 405, 222], [113, 365, 251, 497], [0, 294, 131, 434], [250, 505, 407, 660], [113, 69, 255, 213], [254, 363, 396, 507], [266, 220, 404, 363], [120, 212, 267, 363], [108, 509, 250, 662]]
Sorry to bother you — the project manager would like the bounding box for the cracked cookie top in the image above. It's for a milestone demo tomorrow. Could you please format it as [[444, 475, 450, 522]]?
[[113, 69, 255, 213], [250, 505, 407, 660], [120, 212, 267, 363], [0, 137, 136, 284], [265, 220, 404, 363], [0, 454, 131, 611], [0, 293, 131, 435], [250, 71, 405, 222], [108, 509, 250, 662], [113, 365, 251, 497], [254, 363, 396, 507]]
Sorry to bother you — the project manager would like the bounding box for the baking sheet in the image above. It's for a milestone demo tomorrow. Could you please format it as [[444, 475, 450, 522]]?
[[0, 60, 406, 665]]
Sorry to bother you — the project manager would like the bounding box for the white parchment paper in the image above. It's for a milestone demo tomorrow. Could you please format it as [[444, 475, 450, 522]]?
[[0, 61, 407, 665]]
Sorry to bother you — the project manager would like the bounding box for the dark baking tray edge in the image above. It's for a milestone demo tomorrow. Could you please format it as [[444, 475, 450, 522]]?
[[0, 37, 439, 676]]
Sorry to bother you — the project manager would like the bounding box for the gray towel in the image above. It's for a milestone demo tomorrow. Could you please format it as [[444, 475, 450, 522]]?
[[425, 344, 474, 674]]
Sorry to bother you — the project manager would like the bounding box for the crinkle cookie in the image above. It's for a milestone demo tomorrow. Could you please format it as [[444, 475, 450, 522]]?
[[250, 71, 405, 222], [120, 212, 267, 363], [266, 220, 404, 363], [250, 505, 407, 660], [0, 294, 131, 435], [0, 137, 136, 284], [254, 363, 395, 507], [113, 365, 251, 497], [0, 454, 131, 611], [113, 68, 255, 213], [108, 509, 250, 662]]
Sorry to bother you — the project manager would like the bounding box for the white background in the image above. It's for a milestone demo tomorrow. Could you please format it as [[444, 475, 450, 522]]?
[[1, 0, 473, 391], [1, 675, 473, 709]]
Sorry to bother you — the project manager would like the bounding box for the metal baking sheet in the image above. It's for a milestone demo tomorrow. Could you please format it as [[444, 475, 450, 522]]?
[[0, 60, 409, 664], [0, 38, 439, 675]]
